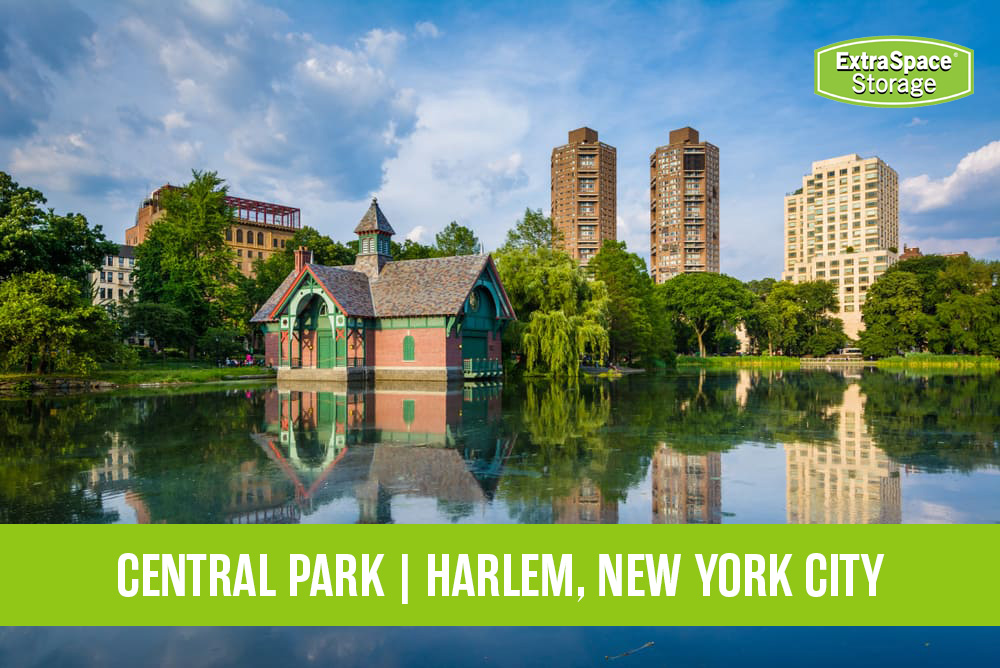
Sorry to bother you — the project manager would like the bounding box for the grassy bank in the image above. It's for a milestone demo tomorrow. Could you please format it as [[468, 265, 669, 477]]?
[[0, 361, 275, 393], [876, 353, 1000, 371], [675, 355, 801, 370]]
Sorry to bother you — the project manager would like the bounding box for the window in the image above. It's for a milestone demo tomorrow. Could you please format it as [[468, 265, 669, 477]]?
[[237, 249, 242, 257], [403, 399, 415, 425], [273, 239, 278, 248], [118, 272, 124, 281], [99, 271, 105, 281], [226, 228, 232, 241], [99, 288, 106, 299], [257, 232, 264, 246], [248, 250, 253, 258], [106, 255, 114, 266], [403, 335, 415, 361], [129, 258, 134, 267], [118, 289, 124, 299], [236, 229, 243, 243]]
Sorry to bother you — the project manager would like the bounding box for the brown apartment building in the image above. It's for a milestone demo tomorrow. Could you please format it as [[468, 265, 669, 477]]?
[[649, 127, 720, 283], [551, 127, 617, 266], [125, 185, 301, 277]]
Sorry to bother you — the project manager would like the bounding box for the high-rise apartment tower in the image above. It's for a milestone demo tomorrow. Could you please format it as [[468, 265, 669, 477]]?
[[782, 154, 899, 339], [550, 127, 617, 266], [649, 127, 720, 283]]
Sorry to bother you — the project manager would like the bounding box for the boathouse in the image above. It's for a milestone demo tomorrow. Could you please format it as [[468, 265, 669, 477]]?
[[251, 199, 515, 382]]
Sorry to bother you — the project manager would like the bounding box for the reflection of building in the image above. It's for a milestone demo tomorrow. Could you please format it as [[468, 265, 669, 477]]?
[[251, 199, 515, 382], [785, 384, 901, 524], [86, 435, 134, 489], [553, 478, 618, 524], [651, 444, 722, 524], [551, 127, 617, 266], [252, 383, 512, 523], [125, 185, 301, 277], [650, 127, 720, 283], [781, 154, 899, 339]]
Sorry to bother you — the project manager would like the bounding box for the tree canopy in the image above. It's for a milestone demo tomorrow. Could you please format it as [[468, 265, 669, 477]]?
[[499, 208, 560, 252], [435, 221, 480, 256], [658, 273, 753, 358], [0, 171, 116, 284]]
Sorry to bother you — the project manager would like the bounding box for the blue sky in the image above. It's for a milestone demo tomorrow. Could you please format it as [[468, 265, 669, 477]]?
[[1, 0, 998, 279]]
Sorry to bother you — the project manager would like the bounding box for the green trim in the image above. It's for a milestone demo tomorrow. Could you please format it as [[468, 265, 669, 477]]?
[[375, 316, 447, 330], [402, 335, 415, 361]]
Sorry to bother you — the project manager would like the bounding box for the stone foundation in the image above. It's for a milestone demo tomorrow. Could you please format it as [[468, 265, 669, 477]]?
[[276, 365, 464, 384]]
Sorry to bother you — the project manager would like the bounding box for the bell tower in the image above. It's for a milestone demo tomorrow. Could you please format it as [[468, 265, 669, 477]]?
[[354, 197, 395, 279]]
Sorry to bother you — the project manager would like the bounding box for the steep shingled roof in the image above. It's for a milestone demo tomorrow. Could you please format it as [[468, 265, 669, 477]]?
[[370, 254, 490, 316], [309, 264, 375, 317], [252, 254, 510, 323], [353, 198, 395, 235]]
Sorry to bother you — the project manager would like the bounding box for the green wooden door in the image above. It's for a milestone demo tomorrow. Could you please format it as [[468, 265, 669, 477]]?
[[463, 334, 487, 360]]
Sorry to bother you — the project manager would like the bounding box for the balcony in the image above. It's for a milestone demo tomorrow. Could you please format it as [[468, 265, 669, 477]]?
[[464, 358, 503, 379]]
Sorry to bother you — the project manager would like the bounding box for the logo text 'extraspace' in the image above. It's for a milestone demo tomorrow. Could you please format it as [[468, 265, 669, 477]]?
[[815, 36, 973, 107]]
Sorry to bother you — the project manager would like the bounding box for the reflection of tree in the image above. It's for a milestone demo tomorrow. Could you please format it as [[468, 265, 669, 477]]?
[[116, 391, 280, 523], [499, 381, 645, 521], [0, 397, 117, 522], [859, 373, 1000, 472]]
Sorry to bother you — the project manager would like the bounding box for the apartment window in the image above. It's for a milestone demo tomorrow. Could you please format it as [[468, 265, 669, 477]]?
[[579, 178, 596, 191], [99, 288, 106, 299], [118, 289, 124, 299], [579, 202, 595, 215], [106, 255, 114, 266], [579, 155, 595, 168], [226, 228, 232, 241], [281, 240, 286, 248], [248, 250, 253, 258], [99, 271, 105, 281], [257, 232, 264, 245], [273, 239, 278, 248], [237, 249, 242, 257], [118, 272, 124, 281], [403, 335, 415, 361], [236, 229, 243, 243], [129, 258, 134, 267]]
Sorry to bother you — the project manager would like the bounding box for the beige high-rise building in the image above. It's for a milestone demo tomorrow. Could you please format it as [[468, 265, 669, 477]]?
[[782, 154, 899, 339], [650, 127, 720, 283], [550, 127, 617, 266], [785, 384, 901, 524]]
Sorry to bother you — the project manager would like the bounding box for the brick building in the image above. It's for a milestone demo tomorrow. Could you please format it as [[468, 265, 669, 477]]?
[[251, 199, 516, 382], [125, 185, 300, 277], [550, 127, 617, 266]]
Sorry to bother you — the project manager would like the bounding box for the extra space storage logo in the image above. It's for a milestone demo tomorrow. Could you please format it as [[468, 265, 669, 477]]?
[[815, 36, 973, 107]]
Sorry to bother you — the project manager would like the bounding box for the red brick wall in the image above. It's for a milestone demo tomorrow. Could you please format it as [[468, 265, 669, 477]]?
[[374, 327, 451, 367], [264, 332, 280, 367]]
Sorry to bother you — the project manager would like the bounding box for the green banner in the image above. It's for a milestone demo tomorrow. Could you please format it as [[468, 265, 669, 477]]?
[[815, 36, 973, 107], [1, 525, 996, 626]]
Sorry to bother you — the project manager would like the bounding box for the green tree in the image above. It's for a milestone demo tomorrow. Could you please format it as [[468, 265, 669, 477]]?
[[658, 273, 753, 358], [859, 271, 927, 356], [123, 301, 191, 352], [392, 238, 441, 260], [499, 208, 560, 252], [0, 171, 116, 284], [589, 240, 674, 363], [133, 171, 243, 356], [435, 221, 480, 256], [495, 245, 608, 377], [0, 271, 118, 373]]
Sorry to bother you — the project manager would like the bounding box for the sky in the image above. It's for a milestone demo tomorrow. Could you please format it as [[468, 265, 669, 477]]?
[[1, 0, 998, 280]]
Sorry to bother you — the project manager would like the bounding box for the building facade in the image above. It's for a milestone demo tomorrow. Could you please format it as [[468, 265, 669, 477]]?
[[782, 154, 900, 339], [252, 199, 516, 383], [650, 127, 720, 283], [90, 244, 135, 305], [125, 185, 301, 277], [550, 127, 617, 266]]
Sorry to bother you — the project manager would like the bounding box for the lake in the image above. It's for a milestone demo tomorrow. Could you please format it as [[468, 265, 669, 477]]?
[[1, 370, 997, 524]]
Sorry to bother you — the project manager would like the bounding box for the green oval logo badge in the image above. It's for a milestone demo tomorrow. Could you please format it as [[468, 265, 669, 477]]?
[[815, 36, 973, 107]]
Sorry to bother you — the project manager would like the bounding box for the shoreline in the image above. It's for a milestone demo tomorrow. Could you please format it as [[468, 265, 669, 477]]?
[[0, 371, 276, 396]]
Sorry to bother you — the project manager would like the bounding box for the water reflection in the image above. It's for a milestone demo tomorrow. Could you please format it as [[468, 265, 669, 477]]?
[[1, 370, 998, 524]]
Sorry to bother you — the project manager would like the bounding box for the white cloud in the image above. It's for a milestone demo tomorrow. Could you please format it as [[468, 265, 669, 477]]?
[[901, 140, 1000, 212], [406, 225, 428, 242], [414, 21, 441, 39], [905, 116, 928, 127], [162, 111, 191, 132]]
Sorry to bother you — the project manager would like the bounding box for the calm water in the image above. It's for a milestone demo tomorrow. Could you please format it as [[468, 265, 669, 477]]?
[[1, 370, 997, 524], [0, 627, 994, 667]]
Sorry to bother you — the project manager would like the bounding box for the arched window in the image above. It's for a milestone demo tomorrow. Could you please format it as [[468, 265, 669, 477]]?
[[225, 228, 232, 241], [236, 229, 243, 243], [402, 335, 415, 361], [257, 232, 264, 245]]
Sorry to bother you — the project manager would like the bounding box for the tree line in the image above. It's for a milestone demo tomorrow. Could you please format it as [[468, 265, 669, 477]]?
[[4, 168, 997, 376]]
